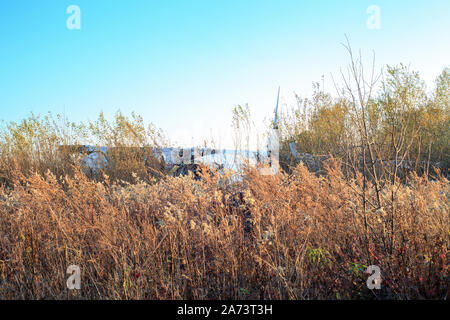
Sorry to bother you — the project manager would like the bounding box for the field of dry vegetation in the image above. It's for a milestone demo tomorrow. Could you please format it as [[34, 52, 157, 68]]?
[[0, 53, 448, 300], [0, 160, 447, 299]]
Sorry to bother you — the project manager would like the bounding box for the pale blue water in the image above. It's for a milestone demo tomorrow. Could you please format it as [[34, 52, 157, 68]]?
[[79, 146, 271, 173]]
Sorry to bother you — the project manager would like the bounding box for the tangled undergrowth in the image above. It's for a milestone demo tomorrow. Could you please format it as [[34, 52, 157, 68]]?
[[0, 161, 448, 300]]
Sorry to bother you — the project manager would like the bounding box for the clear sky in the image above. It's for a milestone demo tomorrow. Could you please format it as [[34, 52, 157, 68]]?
[[0, 0, 449, 148]]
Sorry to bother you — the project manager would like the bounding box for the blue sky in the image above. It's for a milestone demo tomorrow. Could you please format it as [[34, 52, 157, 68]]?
[[0, 0, 449, 147]]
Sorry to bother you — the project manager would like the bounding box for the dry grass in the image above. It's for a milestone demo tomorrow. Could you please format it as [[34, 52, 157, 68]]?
[[0, 159, 447, 300]]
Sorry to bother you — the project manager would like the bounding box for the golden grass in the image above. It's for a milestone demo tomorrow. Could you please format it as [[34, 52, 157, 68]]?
[[0, 160, 447, 299]]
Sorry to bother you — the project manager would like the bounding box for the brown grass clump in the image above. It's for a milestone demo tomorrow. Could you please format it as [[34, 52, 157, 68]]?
[[0, 160, 447, 300]]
